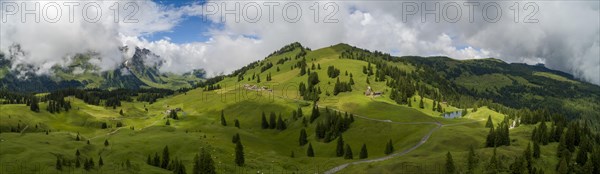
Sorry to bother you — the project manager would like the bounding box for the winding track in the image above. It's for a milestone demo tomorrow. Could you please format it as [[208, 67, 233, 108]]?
[[83, 90, 485, 173], [322, 107, 485, 174]]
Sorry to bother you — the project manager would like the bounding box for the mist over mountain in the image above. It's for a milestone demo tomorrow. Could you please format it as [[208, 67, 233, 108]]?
[[0, 45, 203, 92]]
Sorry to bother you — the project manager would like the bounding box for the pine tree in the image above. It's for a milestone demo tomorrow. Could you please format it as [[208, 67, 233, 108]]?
[[234, 119, 240, 128], [446, 152, 456, 174], [299, 129, 308, 146], [220, 110, 227, 126], [104, 139, 109, 146], [523, 143, 532, 172], [153, 152, 160, 167], [485, 127, 496, 147], [269, 112, 277, 129], [76, 158, 81, 168], [307, 143, 315, 157], [344, 144, 353, 159], [384, 139, 394, 155], [276, 115, 286, 130], [310, 104, 320, 123], [194, 148, 216, 174], [509, 156, 526, 174], [485, 115, 493, 128], [29, 97, 40, 112], [235, 140, 245, 166], [174, 159, 186, 174], [336, 135, 345, 157], [55, 157, 62, 170], [540, 122, 549, 145], [297, 107, 303, 118], [232, 133, 240, 144], [162, 146, 170, 168], [576, 147, 588, 165], [533, 141, 541, 159], [359, 143, 368, 159], [147, 154, 152, 165], [261, 112, 269, 129], [467, 145, 478, 174], [590, 147, 600, 174], [487, 148, 499, 174], [557, 157, 568, 174]]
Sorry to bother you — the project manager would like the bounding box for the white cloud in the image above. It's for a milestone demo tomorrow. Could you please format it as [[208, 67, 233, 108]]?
[[1, 0, 598, 85]]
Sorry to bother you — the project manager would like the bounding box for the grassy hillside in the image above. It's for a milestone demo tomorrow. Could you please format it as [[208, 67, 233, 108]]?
[[1, 43, 598, 174]]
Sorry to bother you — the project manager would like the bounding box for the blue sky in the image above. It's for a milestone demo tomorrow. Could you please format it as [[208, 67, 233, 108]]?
[[146, 0, 214, 43]]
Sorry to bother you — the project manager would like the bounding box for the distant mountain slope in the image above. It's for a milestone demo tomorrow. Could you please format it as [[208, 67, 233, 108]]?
[[331, 43, 600, 121], [212, 42, 599, 124], [0, 46, 204, 92]]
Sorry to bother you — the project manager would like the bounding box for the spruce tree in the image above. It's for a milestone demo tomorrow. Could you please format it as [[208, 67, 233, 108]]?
[[299, 129, 308, 146], [310, 104, 320, 123], [220, 110, 227, 126], [533, 141, 541, 158], [576, 147, 588, 165], [336, 135, 345, 157], [162, 146, 170, 169], [384, 139, 394, 155], [104, 139, 109, 146], [147, 154, 152, 165], [487, 148, 499, 174], [297, 107, 303, 118], [235, 140, 245, 166], [344, 144, 353, 159], [307, 143, 315, 157], [467, 145, 478, 174], [153, 152, 160, 166], [234, 119, 240, 128], [55, 157, 62, 170], [269, 112, 277, 129], [232, 133, 240, 144], [276, 115, 286, 130], [261, 112, 269, 129], [166, 119, 171, 125], [485, 127, 496, 147], [446, 152, 456, 174], [485, 115, 493, 128], [29, 97, 40, 112], [557, 157, 568, 174], [99, 156, 104, 168], [76, 158, 81, 168], [359, 143, 368, 159], [419, 96, 424, 109], [193, 148, 215, 174], [523, 143, 532, 171]]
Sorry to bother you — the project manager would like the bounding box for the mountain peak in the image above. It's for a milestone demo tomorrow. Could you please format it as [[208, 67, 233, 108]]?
[[268, 42, 307, 57]]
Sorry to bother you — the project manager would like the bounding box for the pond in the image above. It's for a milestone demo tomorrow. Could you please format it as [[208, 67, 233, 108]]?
[[442, 111, 463, 119]]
